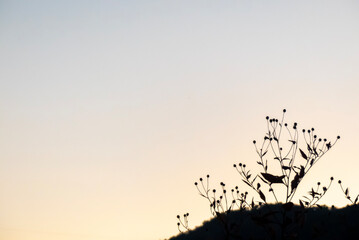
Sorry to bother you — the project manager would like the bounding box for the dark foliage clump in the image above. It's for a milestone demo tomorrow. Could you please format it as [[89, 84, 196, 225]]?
[[170, 204, 359, 240]]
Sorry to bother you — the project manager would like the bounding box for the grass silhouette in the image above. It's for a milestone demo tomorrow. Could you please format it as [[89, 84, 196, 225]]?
[[167, 110, 359, 240]]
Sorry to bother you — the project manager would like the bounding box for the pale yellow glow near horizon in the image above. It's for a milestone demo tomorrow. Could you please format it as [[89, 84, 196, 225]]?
[[0, 1, 359, 240]]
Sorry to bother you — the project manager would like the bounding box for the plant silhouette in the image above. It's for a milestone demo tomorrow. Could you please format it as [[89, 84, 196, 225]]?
[[338, 180, 359, 205], [167, 109, 359, 240]]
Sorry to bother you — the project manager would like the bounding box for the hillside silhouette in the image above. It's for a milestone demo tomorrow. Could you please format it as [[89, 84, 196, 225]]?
[[169, 203, 359, 240]]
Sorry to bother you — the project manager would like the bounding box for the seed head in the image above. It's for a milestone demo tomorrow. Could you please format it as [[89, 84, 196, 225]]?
[[283, 109, 286, 113]]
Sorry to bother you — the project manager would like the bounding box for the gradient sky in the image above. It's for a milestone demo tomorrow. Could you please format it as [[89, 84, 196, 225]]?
[[0, 1, 359, 240]]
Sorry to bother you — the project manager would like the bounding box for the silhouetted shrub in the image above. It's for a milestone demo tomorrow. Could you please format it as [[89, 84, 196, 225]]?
[[170, 110, 358, 240]]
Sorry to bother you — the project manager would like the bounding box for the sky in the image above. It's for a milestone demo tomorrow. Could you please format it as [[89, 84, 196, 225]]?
[[0, 0, 358, 240]]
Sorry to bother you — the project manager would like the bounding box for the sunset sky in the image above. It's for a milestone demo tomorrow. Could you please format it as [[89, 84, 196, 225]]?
[[0, 1, 359, 240]]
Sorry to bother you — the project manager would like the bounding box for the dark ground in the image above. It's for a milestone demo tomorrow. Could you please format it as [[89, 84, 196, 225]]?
[[168, 204, 359, 240]]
